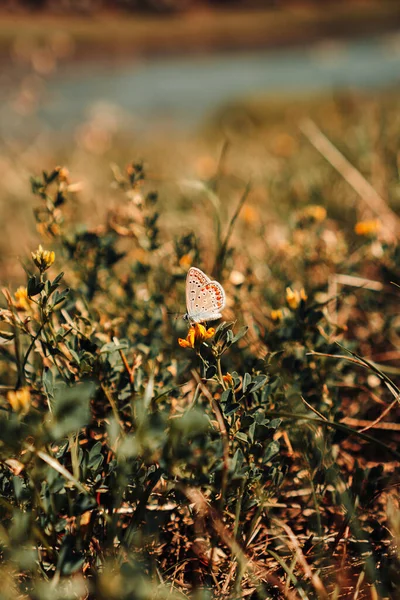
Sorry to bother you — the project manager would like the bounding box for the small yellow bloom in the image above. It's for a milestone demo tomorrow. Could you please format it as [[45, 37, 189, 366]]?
[[300, 288, 307, 301], [179, 254, 193, 269], [354, 219, 381, 236], [241, 205, 258, 225], [7, 388, 31, 414], [223, 372, 234, 387], [286, 287, 307, 310], [14, 286, 31, 311], [270, 309, 283, 321], [302, 205, 327, 222], [31, 244, 55, 271], [55, 165, 70, 183], [178, 323, 215, 349]]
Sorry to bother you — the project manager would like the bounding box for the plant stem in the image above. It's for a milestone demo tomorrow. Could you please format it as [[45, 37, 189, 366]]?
[[69, 433, 80, 482], [101, 382, 125, 435], [216, 355, 227, 390]]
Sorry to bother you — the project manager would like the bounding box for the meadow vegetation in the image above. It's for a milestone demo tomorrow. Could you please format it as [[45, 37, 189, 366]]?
[[1, 89, 400, 599]]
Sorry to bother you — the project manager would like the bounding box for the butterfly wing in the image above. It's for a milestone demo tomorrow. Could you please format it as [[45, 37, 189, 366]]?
[[186, 267, 226, 323], [186, 267, 211, 317], [191, 281, 226, 322]]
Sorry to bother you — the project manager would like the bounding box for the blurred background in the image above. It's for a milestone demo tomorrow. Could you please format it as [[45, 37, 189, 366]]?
[[1, 0, 400, 281]]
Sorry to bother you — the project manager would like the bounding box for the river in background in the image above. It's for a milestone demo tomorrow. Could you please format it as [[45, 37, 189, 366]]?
[[1, 32, 400, 139]]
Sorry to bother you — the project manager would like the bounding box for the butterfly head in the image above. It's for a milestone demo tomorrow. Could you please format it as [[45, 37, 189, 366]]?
[[182, 312, 202, 325]]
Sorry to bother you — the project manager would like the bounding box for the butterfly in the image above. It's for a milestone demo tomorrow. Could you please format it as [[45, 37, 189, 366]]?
[[183, 267, 226, 324]]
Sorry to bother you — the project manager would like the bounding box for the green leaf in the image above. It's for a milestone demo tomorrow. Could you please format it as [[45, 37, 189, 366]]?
[[224, 402, 240, 416], [0, 329, 15, 341], [52, 289, 70, 307], [264, 440, 280, 462], [118, 434, 140, 459], [56, 535, 84, 576], [67, 346, 81, 365], [230, 326, 248, 345], [235, 432, 248, 444], [43, 367, 54, 404], [27, 275, 44, 297], [171, 409, 209, 438], [220, 389, 233, 404], [51, 382, 94, 439], [213, 321, 235, 344], [51, 272, 65, 287], [242, 373, 251, 394], [247, 375, 268, 394]]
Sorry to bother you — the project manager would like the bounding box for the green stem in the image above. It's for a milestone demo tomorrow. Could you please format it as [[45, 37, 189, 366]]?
[[213, 182, 251, 277], [101, 382, 125, 436], [309, 469, 322, 538], [266, 549, 309, 600], [190, 382, 202, 409], [21, 320, 46, 380], [121, 466, 162, 554], [69, 433, 80, 482], [233, 476, 247, 540], [216, 355, 227, 390]]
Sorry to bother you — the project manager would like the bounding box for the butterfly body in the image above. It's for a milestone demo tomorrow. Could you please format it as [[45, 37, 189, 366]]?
[[184, 267, 226, 324]]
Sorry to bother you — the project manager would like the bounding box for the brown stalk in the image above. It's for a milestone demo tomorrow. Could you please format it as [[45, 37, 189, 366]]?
[[300, 118, 400, 242], [275, 519, 329, 600], [341, 405, 400, 432]]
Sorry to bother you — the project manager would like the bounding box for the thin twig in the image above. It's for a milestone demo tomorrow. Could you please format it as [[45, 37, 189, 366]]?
[[100, 382, 125, 433], [213, 182, 251, 277], [29, 446, 90, 495], [275, 518, 329, 600], [342, 408, 400, 432], [300, 118, 400, 241], [300, 396, 327, 421]]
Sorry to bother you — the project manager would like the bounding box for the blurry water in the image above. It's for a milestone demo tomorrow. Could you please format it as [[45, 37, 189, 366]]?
[[1, 33, 400, 137]]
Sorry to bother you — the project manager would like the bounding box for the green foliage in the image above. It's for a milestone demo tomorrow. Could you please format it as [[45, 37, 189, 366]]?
[[0, 161, 399, 599]]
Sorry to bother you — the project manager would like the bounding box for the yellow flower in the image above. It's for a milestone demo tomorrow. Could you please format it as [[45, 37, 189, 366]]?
[[223, 372, 234, 387], [286, 287, 307, 310], [241, 205, 258, 225], [354, 219, 381, 236], [7, 388, 31, 414], [31, 244, 55, 271], [303, 204, 327, 222], [178, 323, 215, 349], [55, 165, 70, 183], [179, 254, 193, 269], [270, 309, 283, 321], [14, 286, 31, 311]]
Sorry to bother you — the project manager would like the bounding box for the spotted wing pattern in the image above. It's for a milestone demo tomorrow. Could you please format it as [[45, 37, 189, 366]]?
[[185, 267, 226, 323]]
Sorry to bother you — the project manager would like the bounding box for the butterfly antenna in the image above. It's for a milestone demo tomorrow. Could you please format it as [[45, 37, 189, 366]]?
[[166, 310, 184, 321]]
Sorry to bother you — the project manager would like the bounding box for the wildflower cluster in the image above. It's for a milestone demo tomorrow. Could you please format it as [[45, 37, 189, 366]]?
[[7, 387, 31, 414], [285, 285, 307, 309], [31, 244, 55, 272], [178, 322, 215, 349], [0, 160, 399, 600]]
